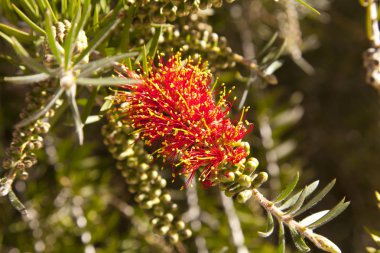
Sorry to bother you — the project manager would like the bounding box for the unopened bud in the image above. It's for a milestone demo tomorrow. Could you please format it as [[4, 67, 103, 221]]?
[[237, 190, 252, 203], [252, 172, 268, 188], [246, 157, 259, 173]]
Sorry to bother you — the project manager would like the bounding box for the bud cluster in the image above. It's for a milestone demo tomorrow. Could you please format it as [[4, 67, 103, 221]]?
[[163, 14, 237, 70], [127, 0, 236, 25], [363, 47, 380, 93], [211, 141, 268, 203], [102, 114, 192, 244], [1, 81, 58, 195]]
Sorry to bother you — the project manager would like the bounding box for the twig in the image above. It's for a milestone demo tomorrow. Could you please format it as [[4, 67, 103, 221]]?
[[220, 192, 249, 253], [251, 189, 342, 253], [184, 181, 209, 253]]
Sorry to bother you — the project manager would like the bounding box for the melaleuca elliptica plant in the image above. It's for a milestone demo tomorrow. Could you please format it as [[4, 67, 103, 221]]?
[[0, 0, 350, 252]]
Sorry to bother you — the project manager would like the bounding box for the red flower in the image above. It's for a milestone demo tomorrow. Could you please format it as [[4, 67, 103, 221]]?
[[116, 52, 251, 187]]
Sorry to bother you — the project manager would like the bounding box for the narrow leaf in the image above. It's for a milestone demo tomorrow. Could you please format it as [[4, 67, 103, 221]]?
[[258, 211, 274, 237], [8, 190, 28, 217], [41, 0, 57, 22], [64, 4, 81, 70], [295, 0, 320, 15], [74, 0, 91, 41], [289, 226, 310, 252], [278, 180, 319, 210], [12, 4, 45, 35], [45, 10, 63, 64], [3, 73, 50, 84], [16, 87, 64, 128], [299, 210, 329, 227], [274, 172, 299, 203], [307, 199, 350, 230], [66, 86, 84, 145], [147, 26, 162, 59], [294, 179, 336, 217], [100, 99, 113, 112], [257, 32, 279, 59], [78, 52, 138, 77], [0, 23, 32, 42], [84, 115, 102, 125], [285, 188, 308, 215], [81, 86, 99, 122], [142, 45, 148, 73], [277, 221, 285, 253], [73, 18, 121, 66], [76, 77, 141, 86], [18, 0, 39, 20]]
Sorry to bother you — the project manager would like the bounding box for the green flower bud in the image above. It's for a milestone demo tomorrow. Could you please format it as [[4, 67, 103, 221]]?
[[236, 190, 253, 203], [252, 172, 268, 188], [246, 157, 259, 173]]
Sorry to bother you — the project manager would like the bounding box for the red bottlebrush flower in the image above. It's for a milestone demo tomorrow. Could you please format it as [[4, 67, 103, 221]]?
[[116, 52, 251, 187]]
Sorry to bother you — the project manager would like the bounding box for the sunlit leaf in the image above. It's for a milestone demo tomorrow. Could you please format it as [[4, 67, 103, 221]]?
[[0, 23, 32, 42], [307, 198, 350, 230], [45, 10, 63, 64], [274, 172, 299, 203], [294, 179, 336, 217], [285, 188, 308, 215], [76, 77, 141, 86], [299, 210, 329, 227], [73, 17, 121, 66], [258, 211, 274, 237], [3, 73, 50, 84], [277, 221, 285, 253], [278, 180, 319, 210], [78, 52, 138, 77], [11, 4, 45, 35], [289, 226, 310, 252]]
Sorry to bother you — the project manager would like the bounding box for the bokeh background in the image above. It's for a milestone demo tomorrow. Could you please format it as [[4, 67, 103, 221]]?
[[1, 0, 380, 252]]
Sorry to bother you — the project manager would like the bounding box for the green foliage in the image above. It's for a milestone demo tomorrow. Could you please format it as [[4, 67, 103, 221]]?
[[0, 0, 363, 253]]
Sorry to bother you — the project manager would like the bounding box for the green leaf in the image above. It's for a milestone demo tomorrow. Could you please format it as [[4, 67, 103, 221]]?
[[289, 226, 310, 252], [81, 86, 99, 123], [257, 32, 279, 59], [307, 198, 350, 230], [0, 35, 51, 74], [285, 188, 308, 215], [61, 0, 67, 17], [118, 6, 135, 52], [66, 87, 84, 145], [295, 0, 320, 15], [3, 73, 50, 84], [12, 4, 45, 35], [74, 0, 91, 42], [77, 52, 138, 77], [64, 4, 82, 70], [293, 179, 336, 217], [84, 115, 102, 125], [40, 0, 57, 22], [8, 190, 28, 217], [73, 17, 121, 66], [18, 0, 39, 20], [100, 98, 113, 112], [277, 221, 285, 253], [278, 180, 319, 210], [76, 77, 141, 86], [147, 26, 162, 59], [142, 45, 148, 73], [258, 211, 274, 237], [0, 23, 32, 43], [299, 210, 329, 227], [45, 10, 63, 64], [274, 172, 299, 203], [16, 87, 64, 128]]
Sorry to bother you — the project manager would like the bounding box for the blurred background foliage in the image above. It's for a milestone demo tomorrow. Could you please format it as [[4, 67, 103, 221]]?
[[0, 0, 380, 253]]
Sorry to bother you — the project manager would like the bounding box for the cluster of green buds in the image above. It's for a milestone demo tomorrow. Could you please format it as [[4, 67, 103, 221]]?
[[102, 111, 192, 244], [127, 0, 235, 25], [163, 15, 237, 70], [213, 141, 268, 203], [0, 80, 58, 197]]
